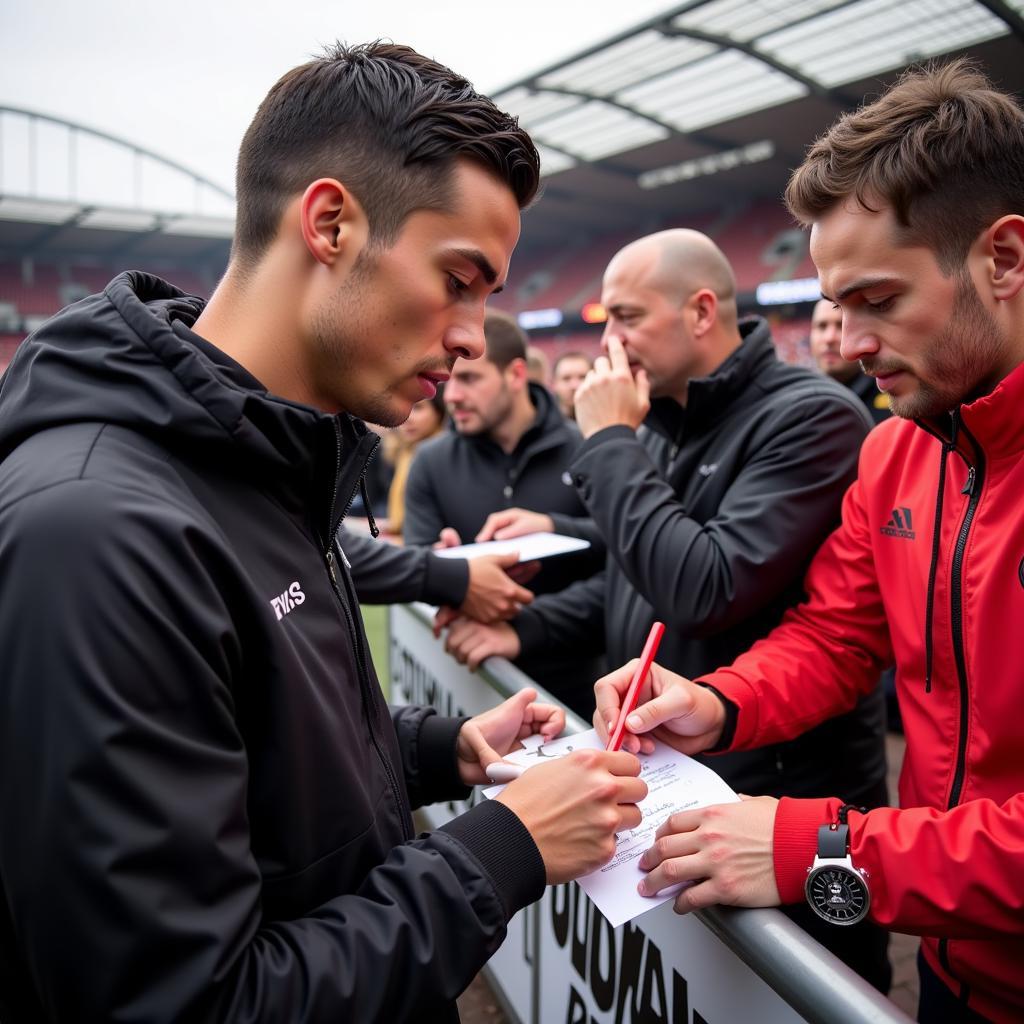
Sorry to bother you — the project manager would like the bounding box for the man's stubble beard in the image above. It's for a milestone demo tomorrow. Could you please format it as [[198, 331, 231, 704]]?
[[866, 274, 1009, 420], [310, 249, 427, 429]]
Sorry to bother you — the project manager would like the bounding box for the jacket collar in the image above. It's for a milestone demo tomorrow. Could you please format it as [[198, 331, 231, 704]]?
[[959, 358, 1024, 460], [918, 358, 1024, 462], [645, 317, 777, 442]]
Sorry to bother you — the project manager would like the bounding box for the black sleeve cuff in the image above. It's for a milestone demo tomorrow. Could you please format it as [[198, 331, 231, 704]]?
[[441, 799, 546, 919], [416, 713, 472, 804], [573, 423, 638, 461], [699, 684, 739, 752], [422, 553, 469, 607]]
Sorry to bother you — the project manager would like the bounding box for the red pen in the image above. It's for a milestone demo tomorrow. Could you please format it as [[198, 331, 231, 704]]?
[[606, 621, 665, 752]]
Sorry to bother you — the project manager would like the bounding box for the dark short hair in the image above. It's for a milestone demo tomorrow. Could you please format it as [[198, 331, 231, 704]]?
[[785, 59, 1024, 273], [483, 310, 527, 370], [233, 41, 540, 267]]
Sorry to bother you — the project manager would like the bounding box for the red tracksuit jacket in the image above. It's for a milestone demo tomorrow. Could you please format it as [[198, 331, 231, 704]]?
[[702, 359, 1024, 1022]]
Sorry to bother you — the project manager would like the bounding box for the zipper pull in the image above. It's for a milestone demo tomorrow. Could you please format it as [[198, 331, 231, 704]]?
[[325, 549, 337, 584], [335, 538, 351, 570], [961, 466, 976, 496]]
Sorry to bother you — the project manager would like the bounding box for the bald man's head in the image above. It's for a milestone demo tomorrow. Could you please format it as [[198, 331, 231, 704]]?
[[599, 229, 741, 404], [604, 229, 738, 324]]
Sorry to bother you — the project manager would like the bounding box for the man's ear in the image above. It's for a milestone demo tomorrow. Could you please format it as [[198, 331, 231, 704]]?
[[505, 357, 529, 391], [987, 215, 1024, 302], [298, 178, 366, 267], [688, 288, 719, 338]]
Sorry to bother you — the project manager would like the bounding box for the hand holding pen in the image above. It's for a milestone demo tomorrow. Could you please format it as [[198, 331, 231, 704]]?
[[593, 640, 728, 757], [485, 622, 665, 782]]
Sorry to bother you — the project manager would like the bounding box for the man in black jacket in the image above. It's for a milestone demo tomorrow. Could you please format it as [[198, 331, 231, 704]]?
[[445, 228, 891, 990], [405, 310, 605, 711], [0, 43, 647, 1024]]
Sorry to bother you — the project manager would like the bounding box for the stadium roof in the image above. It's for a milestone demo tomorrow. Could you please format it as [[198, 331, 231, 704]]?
[[495, 0, 1024, 250], [0, 106, 234, 269], [2, 2, 1023, 269]]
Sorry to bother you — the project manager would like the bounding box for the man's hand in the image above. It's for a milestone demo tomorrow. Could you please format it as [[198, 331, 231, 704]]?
[[637, 796, 780, 913], [476, 508, 554, 541], [455, 687, 565, 785], [473, 510, 548, 584], [444, 618, 521, 671], [593, 659, 725, 756], [574, 334, 651, 440], [497, 750, 647, 883], [433, 552, 534, 636], [433, 527, 463, 550]]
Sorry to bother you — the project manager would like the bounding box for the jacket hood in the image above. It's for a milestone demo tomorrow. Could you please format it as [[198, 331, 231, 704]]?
[[0, 272, 372, 490]]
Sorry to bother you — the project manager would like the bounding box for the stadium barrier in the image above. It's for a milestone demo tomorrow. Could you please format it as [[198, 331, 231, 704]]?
[[389, 601, 914, 1024]]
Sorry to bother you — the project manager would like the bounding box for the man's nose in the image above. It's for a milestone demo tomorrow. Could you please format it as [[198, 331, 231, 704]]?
[[840, 321, 879, 362], [446, 311, 486, 362], [601, 326, 625, 353]]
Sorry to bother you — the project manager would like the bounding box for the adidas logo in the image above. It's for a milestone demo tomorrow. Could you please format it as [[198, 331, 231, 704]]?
[[698, 463, 718, 478], [880, 507, 915, 541], [270, 581, 306, 621]]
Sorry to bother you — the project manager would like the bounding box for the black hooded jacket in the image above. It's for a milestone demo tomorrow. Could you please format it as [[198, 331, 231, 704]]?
[[513, 319, 888, 800], [0, 273, 544, 1022]]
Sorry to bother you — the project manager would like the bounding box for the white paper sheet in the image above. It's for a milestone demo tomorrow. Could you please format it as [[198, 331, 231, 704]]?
[[483, 728, 739, 928], [432, 532, 590, 563]]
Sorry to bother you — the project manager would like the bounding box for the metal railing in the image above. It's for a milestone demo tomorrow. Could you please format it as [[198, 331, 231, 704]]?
[[397, 601, 914, 1024]]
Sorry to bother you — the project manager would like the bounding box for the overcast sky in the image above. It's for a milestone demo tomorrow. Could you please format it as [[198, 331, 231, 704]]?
[[0, 0, 678, 210]]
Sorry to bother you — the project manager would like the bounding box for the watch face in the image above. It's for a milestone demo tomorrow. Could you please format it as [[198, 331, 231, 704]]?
[[805, 865, 870, 926]]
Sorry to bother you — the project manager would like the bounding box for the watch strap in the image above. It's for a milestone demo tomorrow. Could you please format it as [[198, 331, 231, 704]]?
[[817, 822, 849, 858]]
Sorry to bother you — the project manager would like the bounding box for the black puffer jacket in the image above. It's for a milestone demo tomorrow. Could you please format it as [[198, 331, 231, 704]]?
[[0, 273, 544, 1022], [514, 319, 888, 801]]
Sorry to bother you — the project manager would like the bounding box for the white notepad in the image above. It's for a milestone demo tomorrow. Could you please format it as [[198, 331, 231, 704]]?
[[433, 531, 590, 563], [483, 728, 739, 928]]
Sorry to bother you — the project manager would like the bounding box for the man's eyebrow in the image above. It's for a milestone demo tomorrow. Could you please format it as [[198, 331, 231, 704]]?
[[821, 277, 898, 303], [448, 247, 502, 291]]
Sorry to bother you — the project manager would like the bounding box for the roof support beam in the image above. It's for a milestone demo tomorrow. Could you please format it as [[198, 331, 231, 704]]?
[[972, 0, 1024, 43], [656, 22, 859, 107]]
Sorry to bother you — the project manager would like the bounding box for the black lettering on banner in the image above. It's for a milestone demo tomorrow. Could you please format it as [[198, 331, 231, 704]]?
[[672, 970, 690, 1024], [550, 884, 705, 1024], [589, 907, 616, 1011], [571, 882, 590, 981], [639, 941, 668, 1024], [614, 922, 646, 1024], [552, 883, 571, 948], [392, 640, 462, 717], [566, 986, 589, 1024]]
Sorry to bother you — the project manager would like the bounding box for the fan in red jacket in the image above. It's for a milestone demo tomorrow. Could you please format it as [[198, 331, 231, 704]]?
[[593, 60, 1024, 1024]]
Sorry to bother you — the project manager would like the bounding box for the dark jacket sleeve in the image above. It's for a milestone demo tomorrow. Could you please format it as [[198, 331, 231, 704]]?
[[390, 705, 472, 808], [546, 511, 607, 562], [570, 394, 868, 636], [340, 526, 469, 607], [512, 568, 608, 660], [402, 444, 449, 548], [0, 479, 543, 1023]]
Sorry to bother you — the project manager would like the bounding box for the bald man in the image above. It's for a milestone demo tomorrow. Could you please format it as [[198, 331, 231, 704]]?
[[809, 298, 892, 424], [444, 229, 892, 990]]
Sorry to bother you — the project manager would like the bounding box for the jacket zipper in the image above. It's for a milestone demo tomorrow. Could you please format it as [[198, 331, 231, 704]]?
[[947, 424, 983, 811], [322, 422, 413, 841], [935, 416, 983, 999]]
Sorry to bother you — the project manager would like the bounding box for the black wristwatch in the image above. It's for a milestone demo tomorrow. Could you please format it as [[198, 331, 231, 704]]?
[[804, 804, 870, 926]]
